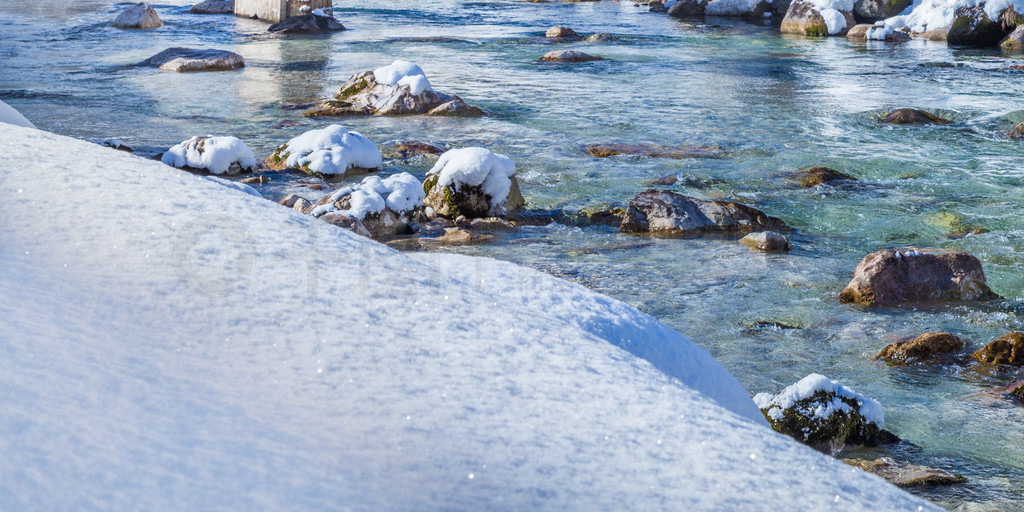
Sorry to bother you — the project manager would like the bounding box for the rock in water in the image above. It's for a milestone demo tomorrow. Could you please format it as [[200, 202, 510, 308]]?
[[585, 143, 724, 158], [780, 0, 856, 37], [839, 248, 997, 305], [853, 0, 911, 22], [789, 165, 855, 187], [189, 0, 234, 14], [874, 332, 963, 364], [545, 26, 581, 40], [740, 231, 791, 252], [265, 124, 382, 176], [1010, 121, 1024, 139], [948, 6, 1008, 47], [389, 141, 444, 158], [668, 0, 708, 18], [422, 147, 525, 218], [918, 25, 951, 41], [539, 50, 603, 62], [304, 63, 482, 117], [585, 33, 617, 42], [268, 13, 346, 33], [881, 108, 951, 124], [972, 331, 1024, 365], [112, 2, 162, 29], [140, 48, 244, 72], [842, 458, 966, 487], [307, 173, 425, 238], [755, 374, 894, 455], [1003, 26, 1024, 51], [161, 136, 259, 175], [620, 189, 787, 237]]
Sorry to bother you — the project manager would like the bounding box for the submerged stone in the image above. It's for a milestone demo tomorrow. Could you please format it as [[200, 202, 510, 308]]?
[[842, 458, 966, 487], [539, 50, 603, 62], [789, 166, 855, 187], [545, 26, 581, 40], [874, 332, 964, 364], [586, 143, 724, 159], [268, 13, 346, 33], [881, 108, 951, 125], [140, 48, 244, 72]]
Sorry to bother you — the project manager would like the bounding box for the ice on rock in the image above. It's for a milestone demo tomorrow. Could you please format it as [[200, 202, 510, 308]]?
[[161, 135, 258, 174], [427, 147, 517, 206], [277, 124, 383, 175], [373, 60, 433, 95]]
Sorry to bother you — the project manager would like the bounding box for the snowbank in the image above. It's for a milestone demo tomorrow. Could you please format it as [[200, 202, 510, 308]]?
[[310, 172, 424, 219], [0, 124, 936, 510], [161, 135, 258, 174], [373, 60, 433, 95], [884, 0, 1024, 32], [755, 374, 884, 426], [428, 147, 517, 205], [0, 99, 35, 128], [276, 124, 383, 175], [705, 0, 762, 16]]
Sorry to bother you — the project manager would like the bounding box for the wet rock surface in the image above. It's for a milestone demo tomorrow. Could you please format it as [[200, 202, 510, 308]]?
[[839, 248, 998, 305], [842, 457, 966, 487], [874, 332, 964, 364], [620, 189, 787, 237]]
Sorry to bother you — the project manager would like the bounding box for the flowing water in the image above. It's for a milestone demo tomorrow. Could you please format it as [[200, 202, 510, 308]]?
[[3, 0, 1024, 508]]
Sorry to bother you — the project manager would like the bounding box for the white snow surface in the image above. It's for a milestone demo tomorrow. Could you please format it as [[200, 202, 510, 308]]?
[[0, 124, 938, 511], [373, 60, 433, 95], [884, 0, 1024, 32], [0, 99, 35, 128], [161, 135, 258, 174], [428, 147, 517, 205], [754, 374, 885, 426], [279, 124, 383, 175], [866, 23, 896, 38], [201, 174, 262, 198], [806, 0, 856, 11], [310, 172, 425, 219], [819, 8, 849, 33]]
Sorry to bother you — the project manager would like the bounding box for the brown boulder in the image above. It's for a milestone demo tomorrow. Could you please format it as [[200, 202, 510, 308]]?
[[789, 166, 855, 187], [839, 248, 998, 305], [874, 332, 963, 363], [545, 26, 581, 40], [740, 231, 791, 252], [881, 108, 951, 124], [586, 143, 724, 159], [620, 189, 787, 237], [973, 331, 1024, 365], [539, 50, 603, 62], [389, 141, 444, 158], [842, 458, 966, 487]]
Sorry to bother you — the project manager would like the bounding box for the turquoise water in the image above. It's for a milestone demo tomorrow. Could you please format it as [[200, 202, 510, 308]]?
[[3, 0, 1024, 508]]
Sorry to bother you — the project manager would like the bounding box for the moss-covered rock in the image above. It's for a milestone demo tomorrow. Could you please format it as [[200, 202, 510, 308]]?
[[948, 6, 1009, 47], [973, 331, 1024, 365], [780, 1, 856, 37], [422, 173, 526, 219], [874, 332, 963, 364], [755, 375, 894, 455]]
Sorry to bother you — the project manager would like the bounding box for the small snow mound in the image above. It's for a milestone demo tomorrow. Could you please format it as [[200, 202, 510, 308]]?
[[705, 0, 762, 16], [428, 147, 517, 205], [280, 124, 383, 175], [755, 373, 884, 426], [373, 60, 433, 95], [819, 8, 848, 35], [866, 23, 894, 39], [0, 99, 35, 129], [311, 172, 424, 220], [161, 135, 258, 175]]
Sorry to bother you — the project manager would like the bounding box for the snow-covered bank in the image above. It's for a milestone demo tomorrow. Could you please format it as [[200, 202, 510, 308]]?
[[0, 124, 936, 510]]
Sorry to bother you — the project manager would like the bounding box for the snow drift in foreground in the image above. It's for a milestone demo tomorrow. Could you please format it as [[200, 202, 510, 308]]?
[[0, 99, 35, 128], [0, 124, 936, 510]]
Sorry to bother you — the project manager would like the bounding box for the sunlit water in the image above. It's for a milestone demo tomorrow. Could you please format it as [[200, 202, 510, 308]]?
[[3, 0, 1024, 508]]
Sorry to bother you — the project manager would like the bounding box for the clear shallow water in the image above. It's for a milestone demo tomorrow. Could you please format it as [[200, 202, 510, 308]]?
[[3, 0, 1024, 508]]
